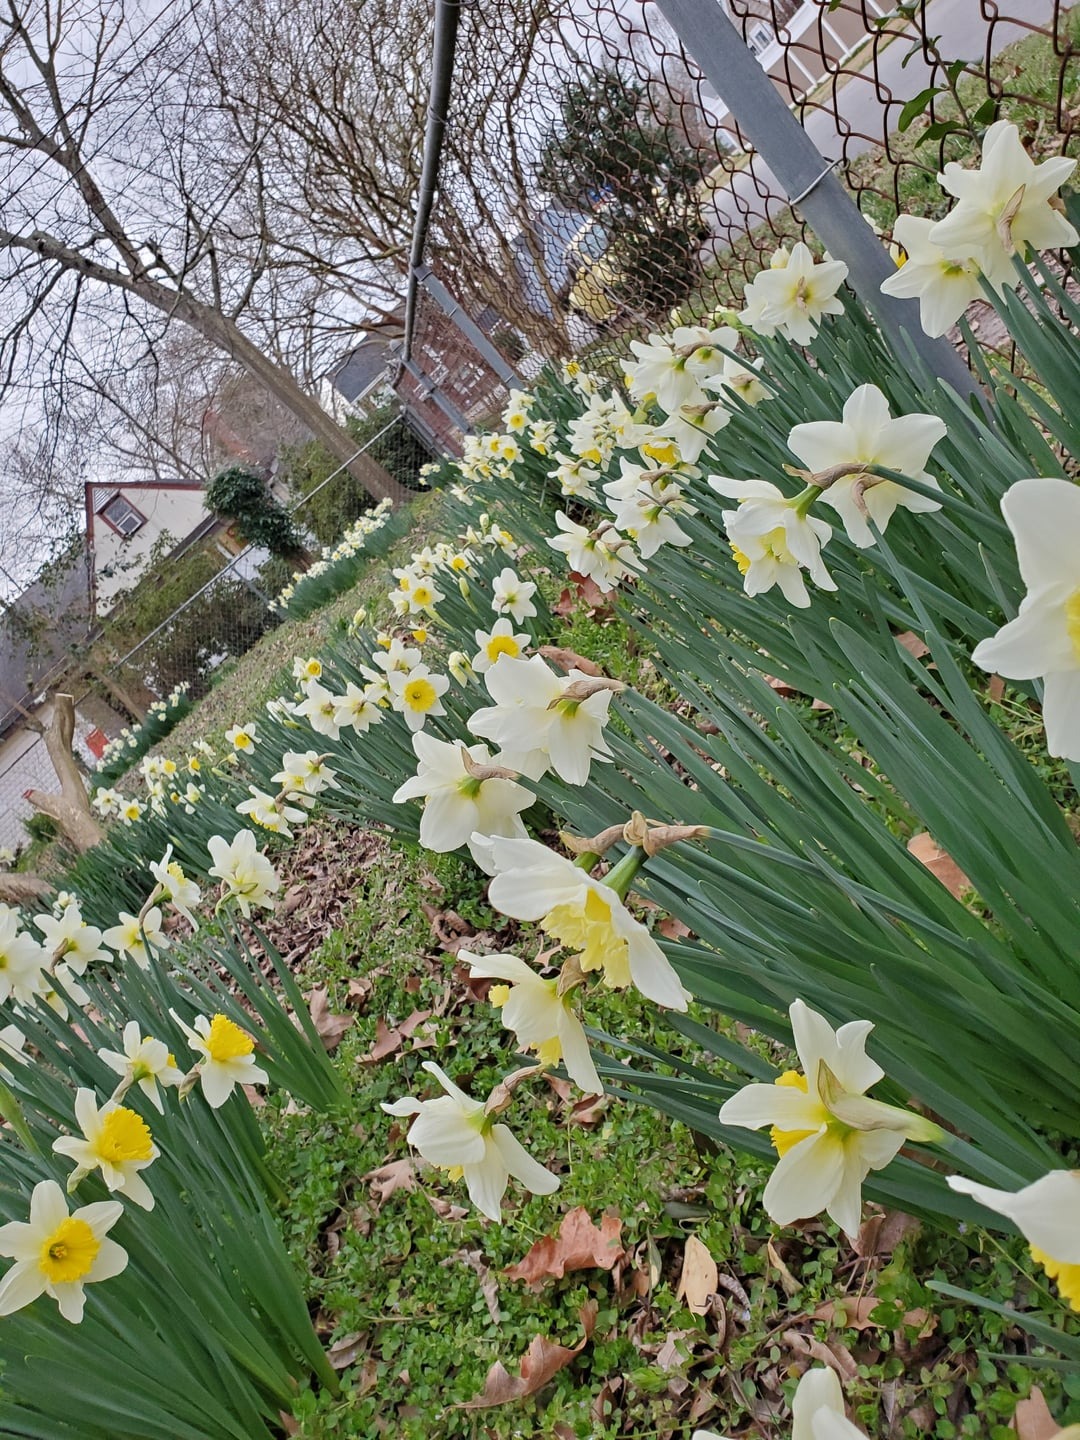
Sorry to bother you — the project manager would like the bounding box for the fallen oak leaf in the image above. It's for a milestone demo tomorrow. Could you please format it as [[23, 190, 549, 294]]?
[[505, 1207, 626, 1287], [326, 1331, 367, 1370], [458, 1301, 597, 1409], [361, 1159, 417, 1208], [359, 1009, 433, 1065], [306, 986, 354, 1051]]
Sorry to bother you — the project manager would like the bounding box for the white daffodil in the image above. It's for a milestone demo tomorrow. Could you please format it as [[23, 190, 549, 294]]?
[[387, 663, 450, 733], [625, 325, 735, 412], [294, 679, 343, 739], [91, 786, 123, 818], [0, 906, 47, 1006], [786, 384, 947, 548], [175, 1011, 270, 1108], [651, 401, 729, 465], [225, 722, 258, 752], [464, 950, 601, 1095], [271, 750, 340, 805], [206, 830, 281, 915], [719, 999, 942, 1238], [98, 1021, 184, 1113], [741, 242, 848, 345], [490, 567, 537, 623], [880, 214, 984, 337], [549, 453, 602, 506], [703, 353, 772, 409], [692, 1367, 866, 1440], [236, 786, 307, 838], [0, 1180, 126, 1323], [472, 618, 531, 673], [971, 477, 1080, 760], [101, 907, 168, 970], [947, 1168, 1080, 1312], [53, 1089, 158, 1210], [382, 1061, 559, 1222], [291, 656, 323, 682], [483, 835, 689, 1010], [119, 798, 144, 826], [392, 734, 533, 868], [332, 681, 384, 734], [149, 840, 201, 933], [34, 902, 109, 974], [547, 512, 643, 591], [467, 654, 618, 785], [605, 473, 697, 559], [710, 477, 836, 608], [932, 120, 1078, 289], [369, 637, 422, 675]]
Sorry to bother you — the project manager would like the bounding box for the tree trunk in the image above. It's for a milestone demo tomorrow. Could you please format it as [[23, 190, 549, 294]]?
[[26, 694, 104, 853], [0, 873, 51, 905], [151, 286, 410, 508], [85, 658, 153, 721], [0, 230, 411, 509]]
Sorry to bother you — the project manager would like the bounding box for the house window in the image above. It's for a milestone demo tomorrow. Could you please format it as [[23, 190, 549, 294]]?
[[99, 493, 146, 537], [746, 21, 774, 56]]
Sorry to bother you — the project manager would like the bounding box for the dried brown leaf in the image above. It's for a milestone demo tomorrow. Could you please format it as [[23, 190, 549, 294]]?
[[307, 986, 354, 1051], [675, 1234, 717, 1316], [1013, 1388, 1061, 1440], [361, 1159, 417, 1208], [326, 1331, 367, 1370], [458, 1302, 597, 1409], [505, 1207, 626, 1286], [896, 630, 930, 659]]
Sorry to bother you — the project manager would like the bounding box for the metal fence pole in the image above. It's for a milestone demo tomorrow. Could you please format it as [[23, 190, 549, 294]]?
[[400, 356, 474, 435], [650, 0, 979, 399], [415, 264, 525, 390]]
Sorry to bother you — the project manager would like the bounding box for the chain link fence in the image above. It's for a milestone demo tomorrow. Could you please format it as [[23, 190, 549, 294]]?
[[96, 405, 434, 708], [393, 0, 1078, 380]]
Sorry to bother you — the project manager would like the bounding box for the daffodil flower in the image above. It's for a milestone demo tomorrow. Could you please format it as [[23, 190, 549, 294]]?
[[392, 734, 532, 869], [148, 845, 201, 928], [102, 907, 168, 970], [971, 477, 1080, 760], [382, 1061, 559, 1221], [879, 214, 984, 337], [387, 663, 450, 732], [786, 384, 947, 548], [0, 1180, 127, 1323], [740, 242, 848, 346], [464, 950, 601, 1095], [206, 830, 281, 916], [99, 1021, 184, 1112], [175, 1011, 270, 1108], [53, 1089, 159, 1209], [490, 567, 537, 623], [483, 835, 689, 1010], [693, 1366, 865, 1439], [466, 654, 618, 785], [719, 999, 942, 1238], [709, 477, 835, 608], [33, 902, 109, 974], [931, 120, 1078, 289], [294, 679, 343, 739], [472, 618, 530, 673], [948, 1169, 1080, 1312], [0, 905, 47, 1006], [225, 722, 258, 752]]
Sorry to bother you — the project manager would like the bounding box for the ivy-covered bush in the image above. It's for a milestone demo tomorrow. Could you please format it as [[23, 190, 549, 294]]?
[[206, 465, 311, 567]]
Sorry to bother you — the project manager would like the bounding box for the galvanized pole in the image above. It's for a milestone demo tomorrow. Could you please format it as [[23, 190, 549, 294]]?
[[651, 0, 979, 399], [400, 355, 474, 437], [415, 264, 525, 390]]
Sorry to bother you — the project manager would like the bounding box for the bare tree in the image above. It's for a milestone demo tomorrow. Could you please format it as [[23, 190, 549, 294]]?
[[0, 0, 407, 511]]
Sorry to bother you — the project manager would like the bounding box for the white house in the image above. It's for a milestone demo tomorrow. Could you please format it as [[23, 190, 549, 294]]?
[[84, 479, 219, 616]]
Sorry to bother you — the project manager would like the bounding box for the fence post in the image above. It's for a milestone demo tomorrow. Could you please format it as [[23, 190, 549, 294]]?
[[415, 264, 525, 390], [399, 354, 475, 436], [650, 0, 980, 399]]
